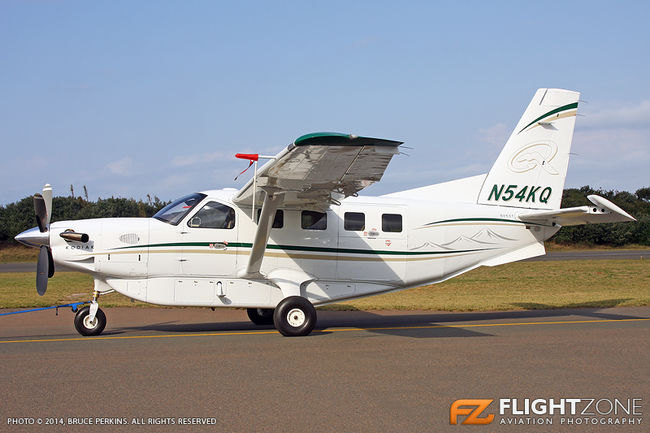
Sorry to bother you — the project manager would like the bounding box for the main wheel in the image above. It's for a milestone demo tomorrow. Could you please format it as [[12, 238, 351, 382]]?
[[74, 306, 107, 336], [273, 296, 317, 337], [247, 308, 275, 325]]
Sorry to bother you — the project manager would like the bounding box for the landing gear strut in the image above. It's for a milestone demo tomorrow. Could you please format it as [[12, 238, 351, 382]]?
[[273, 296, 317, 337], [74, 290, 107, 336]]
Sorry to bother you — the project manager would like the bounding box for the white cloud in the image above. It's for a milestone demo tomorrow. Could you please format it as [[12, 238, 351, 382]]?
[[567, 127, 650, 191], [572, 100, 650, 169], [160, 174, 189, 189], [579, 100, 650, 129], [478, 122, 510, 146], [573, 128, 650, 163], [171, 151, 224, 167], [106, 156, 133, 175]]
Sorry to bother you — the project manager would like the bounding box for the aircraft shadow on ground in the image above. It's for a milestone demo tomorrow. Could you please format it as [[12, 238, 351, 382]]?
[[114, 304, 645, 339], [118, 319, 491, 339]]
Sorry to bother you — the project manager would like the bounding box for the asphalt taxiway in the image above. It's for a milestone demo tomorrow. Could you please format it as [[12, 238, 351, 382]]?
[[0, 307, 648, 432]]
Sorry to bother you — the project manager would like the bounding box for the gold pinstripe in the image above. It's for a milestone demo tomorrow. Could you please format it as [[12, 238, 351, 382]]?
[[524, 110, 577, 132], [83, 249, 482, 263]]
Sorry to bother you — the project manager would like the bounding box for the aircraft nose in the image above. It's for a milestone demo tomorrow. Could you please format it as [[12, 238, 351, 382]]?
[[15, 227, 49, 248]]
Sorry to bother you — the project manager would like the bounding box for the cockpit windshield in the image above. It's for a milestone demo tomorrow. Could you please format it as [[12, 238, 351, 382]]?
[[153, 193, 206, 225]]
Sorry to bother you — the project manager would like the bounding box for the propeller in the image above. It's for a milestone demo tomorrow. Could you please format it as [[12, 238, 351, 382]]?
[[34, 184, 54, 296]]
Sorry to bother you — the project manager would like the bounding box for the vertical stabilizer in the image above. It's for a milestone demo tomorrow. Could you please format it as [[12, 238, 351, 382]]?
[[477, 88, 580, 210]]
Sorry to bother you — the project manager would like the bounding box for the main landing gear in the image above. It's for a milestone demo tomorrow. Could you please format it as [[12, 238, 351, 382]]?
[[246, 308, 274, 325], [247, 296, 318, 336], [273, 296, 317, 337], [73, 290, 108, 336]]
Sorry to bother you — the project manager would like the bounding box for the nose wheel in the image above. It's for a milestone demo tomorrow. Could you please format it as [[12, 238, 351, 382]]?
[[73, 289, 109, 336], [74, 306, 106, 336]]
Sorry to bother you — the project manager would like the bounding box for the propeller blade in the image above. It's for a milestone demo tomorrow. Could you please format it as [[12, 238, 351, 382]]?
[[34, 194, 47, 233], [36, 246, 50, 296], [47, 246, 55, 278], [42, 184, 53, 227]]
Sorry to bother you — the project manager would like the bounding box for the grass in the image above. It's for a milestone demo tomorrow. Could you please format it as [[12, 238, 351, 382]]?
[[327, 259, 650, 311], [0, 259, 648, 310], [0, 244, 39, 263], [0, 272, 149, 308]]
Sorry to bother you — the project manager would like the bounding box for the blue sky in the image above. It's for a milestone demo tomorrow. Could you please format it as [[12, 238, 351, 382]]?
[[1, 1, 649, 205]]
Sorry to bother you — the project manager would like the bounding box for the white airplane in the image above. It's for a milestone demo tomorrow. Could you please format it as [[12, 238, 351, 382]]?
[[15, 88, 636, 337]]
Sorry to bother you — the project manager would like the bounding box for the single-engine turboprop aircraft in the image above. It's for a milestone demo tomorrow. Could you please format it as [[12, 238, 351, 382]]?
[[15, 88, 636, 336]]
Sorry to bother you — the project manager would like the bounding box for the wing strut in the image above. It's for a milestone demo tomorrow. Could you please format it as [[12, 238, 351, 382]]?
[[238, 190, 283, 278]]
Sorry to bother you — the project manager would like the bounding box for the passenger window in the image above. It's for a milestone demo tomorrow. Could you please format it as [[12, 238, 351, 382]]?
[[256, 209, 284, 229], [344, 212, 365, 231], [188, 202, 236, 229], [301, 211, 327, 230], [382, 213, 402, 232]]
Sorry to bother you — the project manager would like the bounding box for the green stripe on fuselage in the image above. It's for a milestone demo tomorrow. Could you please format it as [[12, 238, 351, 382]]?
[[423, 217, 547, 227], [109, 242, 492, 256]]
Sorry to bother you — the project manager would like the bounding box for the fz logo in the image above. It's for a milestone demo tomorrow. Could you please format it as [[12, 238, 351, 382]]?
[[450, 399, 494, 425]]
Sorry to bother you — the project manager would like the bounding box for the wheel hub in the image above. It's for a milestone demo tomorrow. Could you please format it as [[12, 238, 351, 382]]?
[[287, 308, 306, 327], [83, 315, 97, 329]]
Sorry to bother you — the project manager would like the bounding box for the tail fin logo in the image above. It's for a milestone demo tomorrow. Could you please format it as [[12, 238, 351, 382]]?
[[508, 142, 558, 175]]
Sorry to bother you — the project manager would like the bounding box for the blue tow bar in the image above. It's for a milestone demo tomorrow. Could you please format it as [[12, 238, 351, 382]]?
[[0, 301, 90, 317]]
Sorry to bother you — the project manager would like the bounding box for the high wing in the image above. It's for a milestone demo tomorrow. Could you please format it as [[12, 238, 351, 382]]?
[[234, 132, 402, 278], [233, 132, 402, 209], [520, 195, 636, 226]]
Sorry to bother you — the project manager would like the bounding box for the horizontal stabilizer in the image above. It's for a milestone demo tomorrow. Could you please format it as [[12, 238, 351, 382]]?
[[519, 195, 636, 227]]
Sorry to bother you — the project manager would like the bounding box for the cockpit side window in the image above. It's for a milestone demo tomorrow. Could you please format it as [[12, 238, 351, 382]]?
[[188, 201, 236, 229], [153, 193, 206, 226]]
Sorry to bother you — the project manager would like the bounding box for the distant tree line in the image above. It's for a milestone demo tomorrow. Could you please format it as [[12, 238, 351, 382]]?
[[0, 195, 169, 242], [0, 187, 648, 246]]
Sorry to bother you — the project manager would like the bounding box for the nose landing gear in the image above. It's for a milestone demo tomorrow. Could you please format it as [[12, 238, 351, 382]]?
[[73, 289, 109, 336], [74, 306, 106, 336]]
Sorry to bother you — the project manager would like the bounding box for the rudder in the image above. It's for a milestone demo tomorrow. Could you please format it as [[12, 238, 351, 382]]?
[[477, 88, 580, 210]]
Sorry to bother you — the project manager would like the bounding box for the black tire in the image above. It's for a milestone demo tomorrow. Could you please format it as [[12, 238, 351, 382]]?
[[273, 296, 317, 337], [247, 308, 275, 325], [74, 306, 106, 336]]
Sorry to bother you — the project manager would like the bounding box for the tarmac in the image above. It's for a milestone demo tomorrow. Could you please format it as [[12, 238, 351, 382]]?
[[0, 306, 648, 432]]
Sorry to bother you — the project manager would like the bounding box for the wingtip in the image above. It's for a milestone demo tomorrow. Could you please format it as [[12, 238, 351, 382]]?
[[587, 194, 636, 221]]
